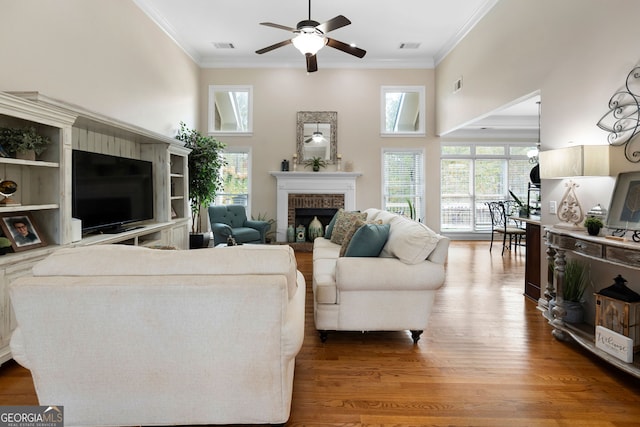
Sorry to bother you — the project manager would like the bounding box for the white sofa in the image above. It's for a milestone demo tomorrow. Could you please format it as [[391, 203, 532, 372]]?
[[9, 244, 305, 427], [313, 208, 449, 343]]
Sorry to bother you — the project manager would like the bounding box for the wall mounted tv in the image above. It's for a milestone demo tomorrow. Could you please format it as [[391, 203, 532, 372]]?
[[72, 150, 154, 234]]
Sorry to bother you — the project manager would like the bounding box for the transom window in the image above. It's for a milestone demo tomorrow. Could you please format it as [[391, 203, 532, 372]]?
[[208, 85, 253, 135]]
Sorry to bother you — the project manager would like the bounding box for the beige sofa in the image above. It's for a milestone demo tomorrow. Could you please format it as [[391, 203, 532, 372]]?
[[10, 244, 305, 427], [313, 208, 449, 343]]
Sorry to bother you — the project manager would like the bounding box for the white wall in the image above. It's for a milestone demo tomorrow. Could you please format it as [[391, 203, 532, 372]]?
[[200, 68, 441, 229], [436, 0, 640, 289], [0, 0, 200, 136]]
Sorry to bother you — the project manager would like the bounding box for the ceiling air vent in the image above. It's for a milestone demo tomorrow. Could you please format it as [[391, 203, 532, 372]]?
[[213, 42, 235, 49], [399, 42, 421, 49]]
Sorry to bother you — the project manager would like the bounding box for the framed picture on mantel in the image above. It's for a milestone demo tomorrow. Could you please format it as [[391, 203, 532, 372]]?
[[607, 171, 640, 231], [0, 212, 47, 252]]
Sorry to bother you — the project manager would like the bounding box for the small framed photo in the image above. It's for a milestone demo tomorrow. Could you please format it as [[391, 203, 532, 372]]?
[[0, 213, 47, 252], [607, 171, 640, 231]]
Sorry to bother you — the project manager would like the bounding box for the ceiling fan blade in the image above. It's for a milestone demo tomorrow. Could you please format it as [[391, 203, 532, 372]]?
[[316, 15, 351, 34], [326, 38, 366, 58], [259, 22, 295, 32], [255, 39, 292, 55], [306, 54, 318, 73], [305, 137, 312, 143]]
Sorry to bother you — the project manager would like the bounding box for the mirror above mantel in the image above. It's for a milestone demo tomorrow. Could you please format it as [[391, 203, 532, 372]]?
[[296, 111, 337, 164]]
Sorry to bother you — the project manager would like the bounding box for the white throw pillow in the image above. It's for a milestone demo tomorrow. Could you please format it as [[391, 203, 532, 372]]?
[[381, 218, 440, 265]]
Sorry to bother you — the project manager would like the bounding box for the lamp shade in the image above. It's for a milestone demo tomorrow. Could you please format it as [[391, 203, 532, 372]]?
[[292, 33, 326, 56], [539, 145, 610, 179]]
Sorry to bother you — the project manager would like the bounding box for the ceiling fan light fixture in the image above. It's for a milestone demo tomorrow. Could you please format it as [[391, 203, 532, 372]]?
[[292, 32, 326, 56], [311, 131, 323, 142]]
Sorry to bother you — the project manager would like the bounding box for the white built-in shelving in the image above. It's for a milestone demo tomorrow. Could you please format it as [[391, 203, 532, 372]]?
[[0, 91, 190, 365]]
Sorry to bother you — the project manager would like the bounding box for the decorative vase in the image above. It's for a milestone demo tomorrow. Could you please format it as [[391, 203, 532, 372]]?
[[313, 164, 320, 172], [296, 225, 306, 242], [308, 216, 324, 240], [286, 224, 295, 242]]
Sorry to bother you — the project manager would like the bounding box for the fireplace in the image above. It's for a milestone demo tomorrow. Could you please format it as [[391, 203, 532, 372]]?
[[270, 171, 362, 242]]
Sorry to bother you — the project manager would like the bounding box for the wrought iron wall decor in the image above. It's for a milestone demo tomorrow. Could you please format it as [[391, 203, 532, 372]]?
[[597, 65, 640, 163]]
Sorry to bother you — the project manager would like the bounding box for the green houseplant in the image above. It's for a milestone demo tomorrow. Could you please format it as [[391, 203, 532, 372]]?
[[562, 259, 589, 323], [175, 122, 227, 245], [0, 126, 50, 160], [508, 190, 529, 217], [584, 216, 604, 236], [304, 156, 327, 172]]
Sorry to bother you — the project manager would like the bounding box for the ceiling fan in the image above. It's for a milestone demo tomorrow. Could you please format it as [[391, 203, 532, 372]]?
[[255, 0, 367, 73], [305, 123, 326, 143]]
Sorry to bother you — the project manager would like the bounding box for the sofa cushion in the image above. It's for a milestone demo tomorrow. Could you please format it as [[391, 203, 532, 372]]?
[[380, 217, 440, 265], [342, 222, 390, 257], [329, 210, 367, 245]]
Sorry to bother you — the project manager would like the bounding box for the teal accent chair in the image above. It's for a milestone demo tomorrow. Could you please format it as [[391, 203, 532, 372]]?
[[208, 205, 270, 245]]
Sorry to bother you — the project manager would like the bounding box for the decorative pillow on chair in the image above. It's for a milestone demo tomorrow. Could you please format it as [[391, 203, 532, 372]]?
[[340, 221, 390, 257], [329, 210, 367, 245]]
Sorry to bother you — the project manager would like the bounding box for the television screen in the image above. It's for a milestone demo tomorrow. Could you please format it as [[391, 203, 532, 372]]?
[[72, 150, 154, 234]]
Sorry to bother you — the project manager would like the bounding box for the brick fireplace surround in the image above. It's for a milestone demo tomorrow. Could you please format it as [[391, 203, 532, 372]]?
[[270, 172, 362, 242]]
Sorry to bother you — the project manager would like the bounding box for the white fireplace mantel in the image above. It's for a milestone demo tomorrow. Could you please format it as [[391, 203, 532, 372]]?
[[270, 171, 362, 242]]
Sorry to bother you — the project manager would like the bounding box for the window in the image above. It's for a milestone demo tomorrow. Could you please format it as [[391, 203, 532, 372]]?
[[208, 85, 253, 135], [440, 143, 535, 233], [380, 86, 425, 136], [214, 149, 251, 212], [382, 149, 425, 220]]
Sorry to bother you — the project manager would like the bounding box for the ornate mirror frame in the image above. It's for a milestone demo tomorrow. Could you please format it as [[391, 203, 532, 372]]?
[[296, 111, 337, 164]]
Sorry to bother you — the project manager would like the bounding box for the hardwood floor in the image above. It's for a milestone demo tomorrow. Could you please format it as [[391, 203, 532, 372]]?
[[1, 241, 639, 426]]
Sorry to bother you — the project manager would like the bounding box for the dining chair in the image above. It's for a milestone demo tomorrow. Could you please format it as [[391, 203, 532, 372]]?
[[486, 201, 526, 255]]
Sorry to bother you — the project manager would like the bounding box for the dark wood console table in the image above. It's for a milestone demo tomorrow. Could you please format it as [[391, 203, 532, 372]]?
[[543, 226, 640, 378]]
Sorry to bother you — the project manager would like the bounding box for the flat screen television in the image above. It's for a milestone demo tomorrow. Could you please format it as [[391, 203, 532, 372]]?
[[72, 150, 154, 234]]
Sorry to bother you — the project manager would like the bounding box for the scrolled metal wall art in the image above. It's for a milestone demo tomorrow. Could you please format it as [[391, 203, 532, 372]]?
[[597, 65, 640, 162]]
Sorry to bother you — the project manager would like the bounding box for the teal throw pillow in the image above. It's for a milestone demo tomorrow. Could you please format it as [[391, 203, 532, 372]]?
[[343, 223, 390, 257], [324, 210, 341, 239]]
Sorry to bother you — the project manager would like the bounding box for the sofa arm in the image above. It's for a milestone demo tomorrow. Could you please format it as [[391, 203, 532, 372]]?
[[427, 236, 450, 264], [211, 223, 233, 244], [9, 327, 31, 370], [335, 257, 445, 291], [282, 271, 306, 359], [245, 220, 270, 243]]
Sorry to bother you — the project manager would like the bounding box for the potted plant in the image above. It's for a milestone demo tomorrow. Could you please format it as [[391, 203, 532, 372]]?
[[508, 190, 529, 217], [175, 122, 227, 248], [253, 212, 276, 243], [584, 216, 604, 236], [562, 259, 588, 323], [0, 237, 11, 255], [0, 126, 50, 160], [304, 156, 327, 172]]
